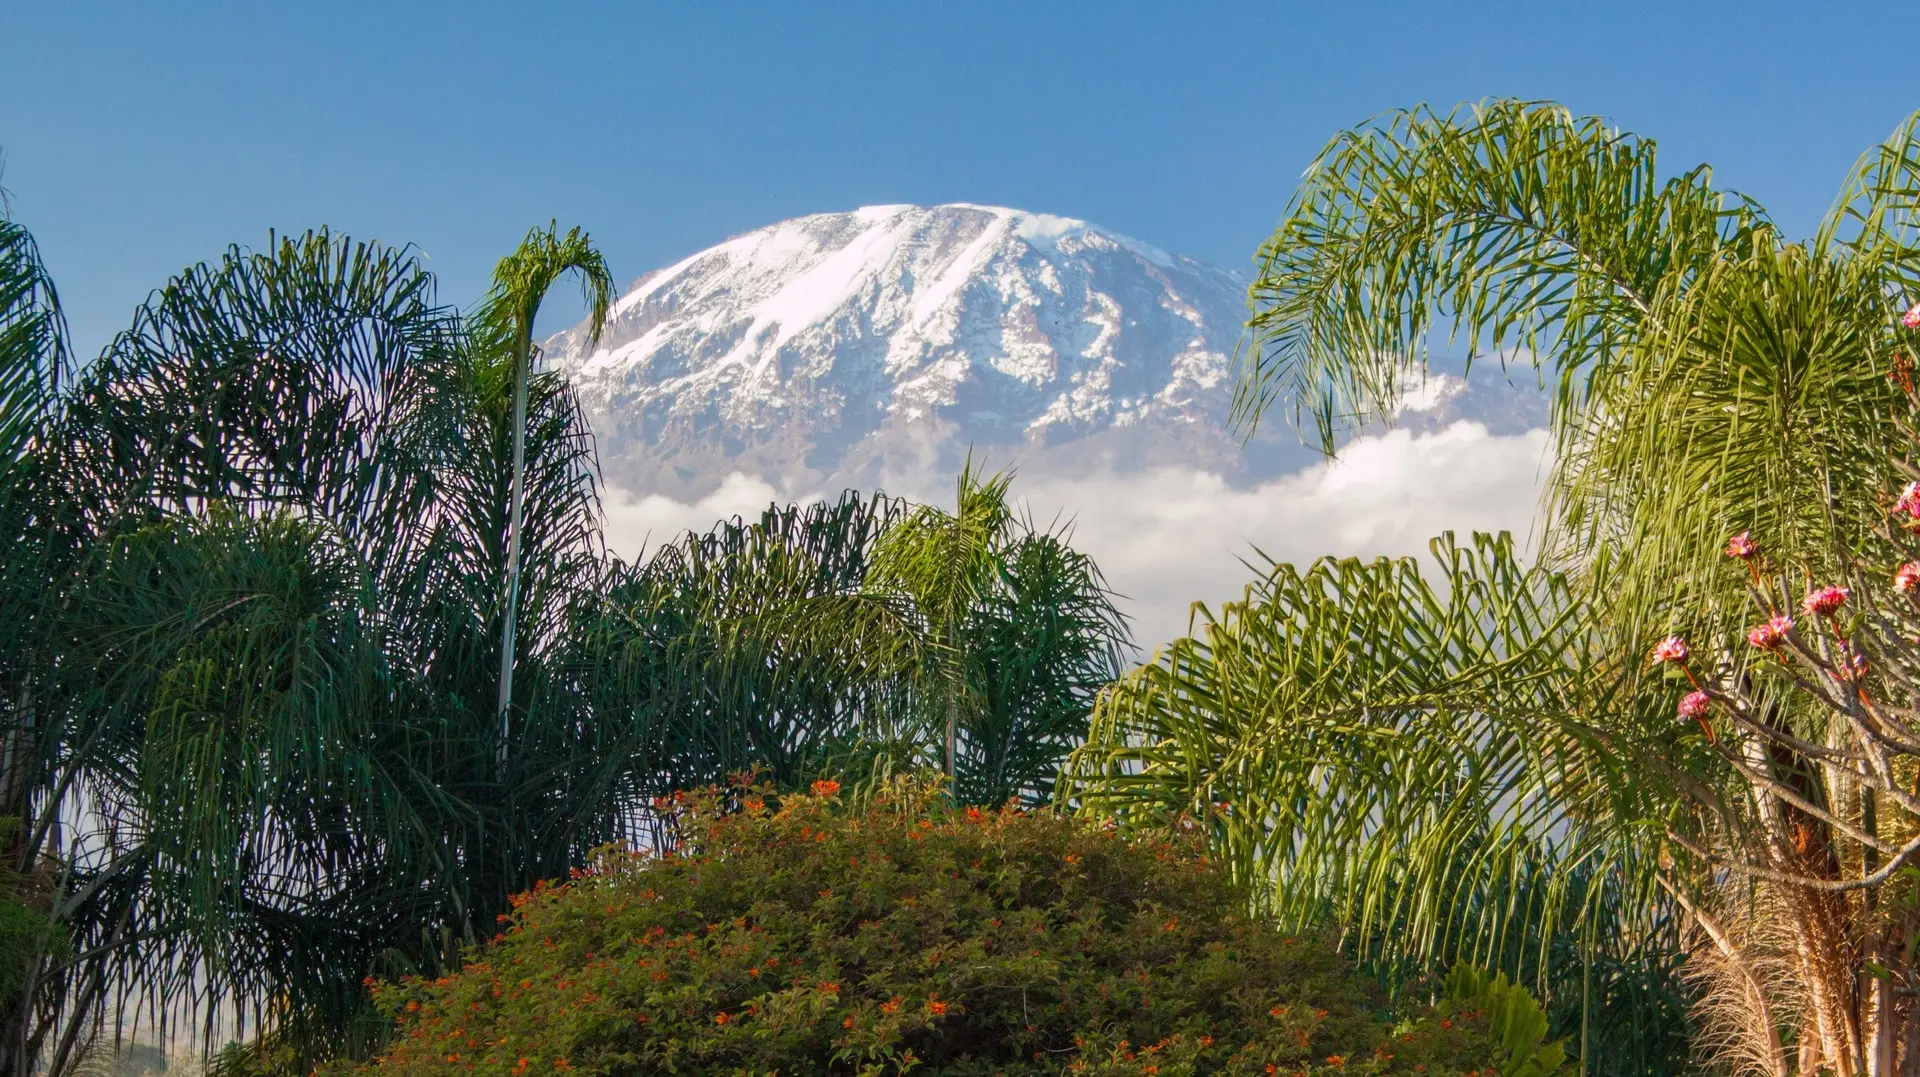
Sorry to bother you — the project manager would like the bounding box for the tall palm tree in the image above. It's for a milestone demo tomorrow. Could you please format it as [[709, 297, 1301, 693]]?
[[1070, 101, 1920, 1075], [473, 224, 613, 750]]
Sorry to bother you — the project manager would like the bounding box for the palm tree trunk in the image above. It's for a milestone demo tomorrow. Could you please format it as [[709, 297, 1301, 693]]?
[[496, 335, 532, 762]]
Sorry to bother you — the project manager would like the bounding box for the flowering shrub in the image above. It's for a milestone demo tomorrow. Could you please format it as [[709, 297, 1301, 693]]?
[[337, 779, 1527, 1077]]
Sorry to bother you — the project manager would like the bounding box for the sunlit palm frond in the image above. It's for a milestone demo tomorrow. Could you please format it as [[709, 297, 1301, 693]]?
[[1065, 532, 1688, 1064], [1235, 98, 1765, 451]]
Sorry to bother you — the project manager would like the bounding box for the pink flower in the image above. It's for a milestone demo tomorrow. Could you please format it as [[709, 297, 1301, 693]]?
[[1803, 585, 1851, 617], [1904, 305, 1920, 330], [1748, 614, 1793, 650], [1896, 563, 1920, 594], [1677, 691, 1711, 720], [1649, 636, 1690, 665], [1724, 532, 1757, 560], [1897, 482, 1920, 519]]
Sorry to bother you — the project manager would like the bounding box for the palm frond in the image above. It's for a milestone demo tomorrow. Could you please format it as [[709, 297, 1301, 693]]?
[[1235, 98, 1766, 451]]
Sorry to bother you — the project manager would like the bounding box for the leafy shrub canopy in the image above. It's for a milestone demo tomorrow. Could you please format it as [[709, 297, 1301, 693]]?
[[341, 780, 1530, 1077]]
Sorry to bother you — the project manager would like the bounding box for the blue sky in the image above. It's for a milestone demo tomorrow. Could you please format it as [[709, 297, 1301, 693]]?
[[5, 1, 1918, 359]]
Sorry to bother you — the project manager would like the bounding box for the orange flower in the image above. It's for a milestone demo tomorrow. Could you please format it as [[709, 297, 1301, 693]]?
[[714, 1012, 730, 1025], [843, 1017, 854, 1028], [880, 997, 902, 1013], [926, 999, 948, 1015], [811, 779, 841, 797], [1326, 1056, 1345, 1067]]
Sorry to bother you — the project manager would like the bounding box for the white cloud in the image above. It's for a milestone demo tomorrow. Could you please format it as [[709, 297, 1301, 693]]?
[[1018, 421, 1551, 648], [598, 419, 1552, 653], [601, 472, 816, 558]]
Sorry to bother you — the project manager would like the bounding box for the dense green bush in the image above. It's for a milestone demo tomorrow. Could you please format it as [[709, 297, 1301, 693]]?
[[340, 780, 1541, 1077]]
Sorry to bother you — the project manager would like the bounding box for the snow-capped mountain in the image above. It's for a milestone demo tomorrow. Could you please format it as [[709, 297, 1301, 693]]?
[[543, 203, 1546, 503]]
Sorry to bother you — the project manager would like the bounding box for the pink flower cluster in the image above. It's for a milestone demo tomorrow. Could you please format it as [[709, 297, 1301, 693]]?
[[1748, 614, 1793, 651], [1677, 690, 1711, 720], [1898, 563, 1920, 594], [1649, 636, 1690, 665], [1905, 305, 1920, 330], [1897, 482, 1920, 520], [1723, 532, 1757, 560], [1803, 585, 1851, 618]]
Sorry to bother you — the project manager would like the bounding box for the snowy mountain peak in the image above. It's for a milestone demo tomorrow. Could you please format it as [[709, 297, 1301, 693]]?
[[543, 203, 1542, 504], [543, 203, 1260, 500]]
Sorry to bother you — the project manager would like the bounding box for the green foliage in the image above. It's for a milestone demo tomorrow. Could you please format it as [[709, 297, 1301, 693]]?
[[47, 228, 616, 1072], [471, 221, 615, 724], [336, 779, 1518, 1077], [869, 459, 1128, 802], [1442, 967, 1564, 1077], [0, 820, 64, 1009], [581, 472, 1127, 810], [573, 492, 922, 797], [1234, 98, 1763, 451], [1122, 99, 1920, 1071], [1062, 533, 1691, 1072], [1066, 533, 1605, 949]]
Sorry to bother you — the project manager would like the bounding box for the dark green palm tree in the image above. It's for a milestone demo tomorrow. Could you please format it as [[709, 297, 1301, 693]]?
[[0, 207, 84, 1077], [38, 226, 628, 1074]]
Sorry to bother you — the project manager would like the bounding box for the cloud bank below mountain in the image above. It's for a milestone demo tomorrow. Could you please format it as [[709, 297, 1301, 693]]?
[[599, 418, 1551, 651]]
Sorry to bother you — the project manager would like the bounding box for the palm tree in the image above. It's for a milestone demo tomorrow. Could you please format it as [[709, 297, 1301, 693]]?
[[0, 206, 86, 1077], [868, 459, 1129, 800], [573, 490, 924, 808], [869, 459, 1018, 780], [1070, 101, 1920, 1075], [473, 224, 613, 752], [34, 226, 633, 1075], [582, 478, 1127, 811]]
